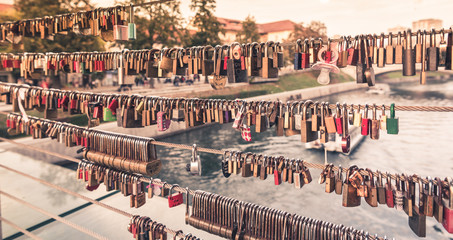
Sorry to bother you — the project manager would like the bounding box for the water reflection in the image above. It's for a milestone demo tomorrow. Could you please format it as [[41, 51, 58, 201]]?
[[154, 79, 453, 240]]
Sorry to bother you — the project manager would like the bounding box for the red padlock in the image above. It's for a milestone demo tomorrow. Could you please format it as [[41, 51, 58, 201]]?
[[274, 160, 282, 185], [385, 174, 395, 208], [223, 56, 229, 70], [361, 104, 370, 136], [6, 119, 11, 128], [347, 37, 359, 66], [443, 177, 453, 233], [335, 103, 343, 135], [168, 185, 183, 208], [12, 60, 21, 69], [301, 39, 310, 69], [157, 111, 171, 131], [93, 106, 103, 119], [108, 98, 119, 115]]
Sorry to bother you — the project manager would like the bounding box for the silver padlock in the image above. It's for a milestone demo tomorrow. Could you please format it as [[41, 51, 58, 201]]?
[[294, 102, 302, 130], [190, 144, 202, 176]]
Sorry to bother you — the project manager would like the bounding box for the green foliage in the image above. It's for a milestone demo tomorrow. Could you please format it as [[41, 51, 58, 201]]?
[[189, 0, 223, 46], [236, 15, 260, 43], [283, 21, 328, 66], [119, 0, 188, 49]]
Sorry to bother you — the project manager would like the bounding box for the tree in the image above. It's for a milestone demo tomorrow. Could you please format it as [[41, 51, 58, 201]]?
[[12, 0, 104, 53], [236, 15, 260, 43], [287, 21, 327, 42], [283, 21, 328, 66], [119, 0, 189, 49], [189, 0, 223, 46]]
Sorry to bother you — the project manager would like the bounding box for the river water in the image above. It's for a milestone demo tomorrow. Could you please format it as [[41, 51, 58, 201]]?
[[154, 79, 453, 240]]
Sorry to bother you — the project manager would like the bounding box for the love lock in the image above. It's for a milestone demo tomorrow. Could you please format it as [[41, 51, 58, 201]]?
[[186, 144, 202, 175], [311, 39, 340, 85]]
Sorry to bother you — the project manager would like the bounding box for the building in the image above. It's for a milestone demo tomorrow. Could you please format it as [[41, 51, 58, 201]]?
[[214, 17, 297, 44], [388, 26, 407, 34], [412, 19, 443, 31], [0, 3, 14, 12]]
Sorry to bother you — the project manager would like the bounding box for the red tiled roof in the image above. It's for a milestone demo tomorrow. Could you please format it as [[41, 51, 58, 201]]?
[[0, 3, 14, 12], [257, 20, 296, 33], [217, 17, 242, 32]]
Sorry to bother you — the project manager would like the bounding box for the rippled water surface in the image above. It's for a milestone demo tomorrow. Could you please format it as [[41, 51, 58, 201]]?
[[155, 79, 453, 240]]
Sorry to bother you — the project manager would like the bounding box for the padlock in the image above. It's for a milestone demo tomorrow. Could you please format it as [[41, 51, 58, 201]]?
[[403, 174, 414, 217], [433, 177, 444, 223], [386, 103, 399, 134], [353, 104, 362, 127], [127, 4, 136, 40], [300, 100, 318, 143], [160, 48, 173, 72], [347, 37, 359, 66], [443, 177, 453, 233], [337, 37, 348, 68], [301, 160, 312, 184], [309, 38, 320, 65], [365, 169, 378, 207], [168, 185, 183, 208], [301, 39, 310, 69], [408, 179, 426, 238], [325, 164, 336, 193], [335, 165, 343, 195], [370, 104, 380, 140], [446, 28, 453, 70], [395, 31, 404, 64], [394, 174, 404, 211], [201, 46, 214, 76], [294, 39, 302, 70], [324, 102, 337, 134], [334, 103, 343, 135], [242, 153, 253, 178], [377, 171, 386, 205], [311, 101, 321, 132], [293, 160, 303, 189], [385, 174, 395, 208], [427, 29, 439, 71], [377, 34, 386, 68], [403, 29, 416, 76], [360, 104, 370, 136], [415, 30, 423, 63], [273, 159, 282, 185], [439, 29, 448, 67], [188, 144, 202, 176], [379, 104, 387, 131], [423, 177, 434, 217], [420, 31, 428, 85], [273, 42, 284, 68], [319, 102, 328, 143], [261, 41, 279, 78], [386, 32, 395, 65], [342, 166, 361, 207], [341, 105, 351, 153]]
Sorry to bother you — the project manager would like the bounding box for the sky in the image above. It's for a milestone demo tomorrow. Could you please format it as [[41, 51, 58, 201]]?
[[1, 0, 453, 36]]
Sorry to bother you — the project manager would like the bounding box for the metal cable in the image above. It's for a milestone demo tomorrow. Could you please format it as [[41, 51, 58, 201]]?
[[0, 216, 43, 240], [0, 191, 109, 240], [0, 0, 173, 25], [0, 164, 191, 239], [2, 82, 453, 112], [1, 108, 450, 187]]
